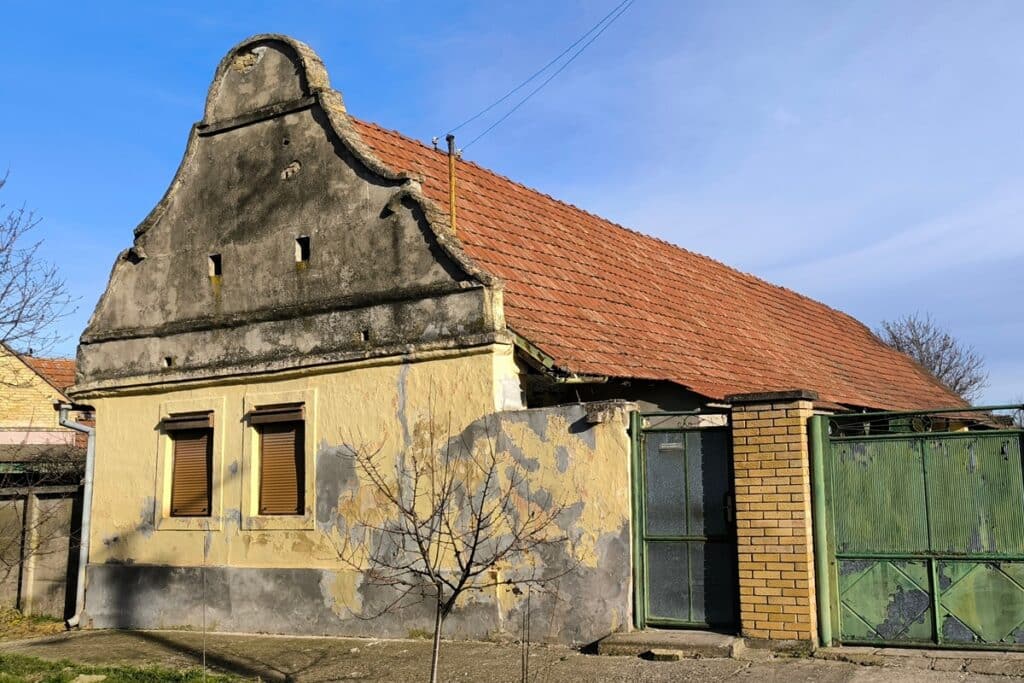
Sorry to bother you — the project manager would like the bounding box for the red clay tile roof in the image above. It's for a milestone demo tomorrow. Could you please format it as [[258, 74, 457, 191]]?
[[23, 356, 76, 393], [352, 119, 964, 411]]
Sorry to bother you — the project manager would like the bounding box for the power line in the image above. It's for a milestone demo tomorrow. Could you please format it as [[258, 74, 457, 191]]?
[[448, 0, 631, 136], [450, 0, 634, 151]]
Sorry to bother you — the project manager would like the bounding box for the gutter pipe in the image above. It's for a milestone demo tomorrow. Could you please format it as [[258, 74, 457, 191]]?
[[56, 402, 95, 629], [809, 415, 833, 646]]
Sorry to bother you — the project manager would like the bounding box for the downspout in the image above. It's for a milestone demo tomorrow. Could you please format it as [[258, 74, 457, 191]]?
[[57, 402, 95, 629], [809, 414, 832, 646]]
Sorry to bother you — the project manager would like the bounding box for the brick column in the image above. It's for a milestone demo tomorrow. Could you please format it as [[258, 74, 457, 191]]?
[[727, 390, 819, 644]]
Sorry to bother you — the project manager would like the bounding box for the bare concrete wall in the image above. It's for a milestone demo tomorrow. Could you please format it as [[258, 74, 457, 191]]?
[[0, 488, 81, 619]]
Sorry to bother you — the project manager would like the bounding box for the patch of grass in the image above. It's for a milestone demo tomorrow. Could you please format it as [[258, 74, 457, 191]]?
[[406, 629, 432, 640], [0, 653, 239, 683], [0, 609, 64, 642]]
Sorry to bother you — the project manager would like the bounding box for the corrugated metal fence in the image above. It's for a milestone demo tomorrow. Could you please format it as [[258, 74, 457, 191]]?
[[812, 411, 1024, 649]]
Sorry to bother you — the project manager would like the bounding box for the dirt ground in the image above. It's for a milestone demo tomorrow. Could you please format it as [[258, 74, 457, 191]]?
[[1, 630, 1021, 683]]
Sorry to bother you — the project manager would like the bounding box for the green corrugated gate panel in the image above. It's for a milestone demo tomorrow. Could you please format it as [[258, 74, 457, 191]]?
[[937, 561, 1024, 645], [826, 429, 1024, 649], [838, 559, 933, 643], [831, 440, 928, 554], [939, 561, 1024, 645], [925, 436, 1024, 554]]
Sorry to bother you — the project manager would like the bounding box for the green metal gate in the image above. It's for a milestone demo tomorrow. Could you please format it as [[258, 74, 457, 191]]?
[[631, 412, 738, 631], [811, 407, 1024, 649]]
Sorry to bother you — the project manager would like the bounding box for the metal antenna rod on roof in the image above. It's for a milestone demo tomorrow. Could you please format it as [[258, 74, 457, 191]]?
[[447, 133, 458, 236]]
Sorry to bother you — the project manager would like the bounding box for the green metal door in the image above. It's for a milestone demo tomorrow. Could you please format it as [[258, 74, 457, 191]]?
[[813, 411, 1024, 649], [632, 414, 738, 630]]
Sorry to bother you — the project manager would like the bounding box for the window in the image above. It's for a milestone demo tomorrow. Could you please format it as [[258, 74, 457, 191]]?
[[208, 253, 222, 277], [295, 235, 311, 263], [251, 404, 305, 516], [164, 412, 213, 517]]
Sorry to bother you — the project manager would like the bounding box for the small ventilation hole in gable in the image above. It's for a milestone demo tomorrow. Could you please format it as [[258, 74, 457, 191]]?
[[295, 236, 311, 263]]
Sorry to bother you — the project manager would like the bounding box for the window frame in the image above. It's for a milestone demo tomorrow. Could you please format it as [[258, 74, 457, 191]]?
[[241, 389, 317, 531], [155, 398, 225, 531]]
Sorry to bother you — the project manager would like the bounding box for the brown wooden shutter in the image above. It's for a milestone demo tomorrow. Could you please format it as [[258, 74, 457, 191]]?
[[170, 428, 212, 517], [259, 421, 304, 515]]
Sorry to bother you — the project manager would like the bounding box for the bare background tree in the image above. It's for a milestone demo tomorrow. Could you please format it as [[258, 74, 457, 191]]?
[[336, 412, 578, 683], [0, 171, 73, 355], [877, 312, 989, 403], [0, 172, 81, 619]]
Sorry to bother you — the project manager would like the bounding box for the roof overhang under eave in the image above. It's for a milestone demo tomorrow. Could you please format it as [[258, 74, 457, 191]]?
[[509, 330, 608, 384]]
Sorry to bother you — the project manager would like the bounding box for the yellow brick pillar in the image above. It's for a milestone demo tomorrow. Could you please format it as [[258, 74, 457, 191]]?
[[726, 390, 819, 644]]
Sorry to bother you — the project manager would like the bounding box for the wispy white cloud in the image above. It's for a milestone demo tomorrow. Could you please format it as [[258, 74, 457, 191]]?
[[764, 183, 1024, 295]]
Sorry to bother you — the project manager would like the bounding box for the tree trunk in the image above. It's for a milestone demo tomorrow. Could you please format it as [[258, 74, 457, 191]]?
[[429, 585, 443, 683]]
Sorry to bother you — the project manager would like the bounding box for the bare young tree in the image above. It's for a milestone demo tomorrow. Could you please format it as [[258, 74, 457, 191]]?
[[0, 171, 73, 355], [877, 312, 989, 403], [336, 412, 578, 683]]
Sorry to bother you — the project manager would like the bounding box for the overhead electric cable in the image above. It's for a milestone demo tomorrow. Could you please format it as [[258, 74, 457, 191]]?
[[448, 0, 632, 137], [452, 0, 635, 151]]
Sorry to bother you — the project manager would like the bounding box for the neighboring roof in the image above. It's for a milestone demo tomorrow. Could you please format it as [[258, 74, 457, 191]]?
[[352, 120, 964, 411], [22, 356, 76, 393]]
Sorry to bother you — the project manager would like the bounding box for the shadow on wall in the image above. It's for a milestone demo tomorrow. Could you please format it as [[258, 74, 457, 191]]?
[[83, 403, 635, 647]]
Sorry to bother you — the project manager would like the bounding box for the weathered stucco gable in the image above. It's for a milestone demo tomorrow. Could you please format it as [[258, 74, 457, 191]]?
[[76, 36, 501, 393]]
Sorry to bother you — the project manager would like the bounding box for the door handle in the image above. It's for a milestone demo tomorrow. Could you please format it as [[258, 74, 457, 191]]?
[[724, 491, 734, 526]]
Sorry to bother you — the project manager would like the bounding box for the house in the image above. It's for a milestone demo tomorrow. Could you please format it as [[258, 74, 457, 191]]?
[[1, 344, 80, 447], [0, 344, 84, 618], [71, 35, 1020, 649]]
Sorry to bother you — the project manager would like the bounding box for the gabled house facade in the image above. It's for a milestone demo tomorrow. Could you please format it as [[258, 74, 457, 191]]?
[[69, 35, 997, 648], [1, 344, 80, 448]]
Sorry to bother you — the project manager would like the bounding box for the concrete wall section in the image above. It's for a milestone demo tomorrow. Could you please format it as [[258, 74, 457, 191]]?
[[0, 488, 81, 619]]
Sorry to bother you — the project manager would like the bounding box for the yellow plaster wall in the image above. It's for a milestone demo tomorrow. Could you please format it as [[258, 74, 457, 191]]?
[[83, 342, 634, 640], [0, 349, 65, 430], [86, 344, 521, 568]]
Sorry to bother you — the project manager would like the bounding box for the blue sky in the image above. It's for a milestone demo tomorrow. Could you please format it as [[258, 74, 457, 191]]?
[[2, 1, 1021, 404]]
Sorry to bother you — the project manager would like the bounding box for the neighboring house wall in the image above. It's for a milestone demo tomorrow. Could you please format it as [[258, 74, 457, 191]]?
[[0, 348, 72, 444]]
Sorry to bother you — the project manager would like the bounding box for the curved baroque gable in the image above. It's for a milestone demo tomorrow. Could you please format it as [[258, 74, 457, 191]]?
[[74, 35, 502, 394]]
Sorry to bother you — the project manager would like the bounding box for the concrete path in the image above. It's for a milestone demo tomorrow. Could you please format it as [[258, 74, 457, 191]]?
[[2, 630, 1022, 682]]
